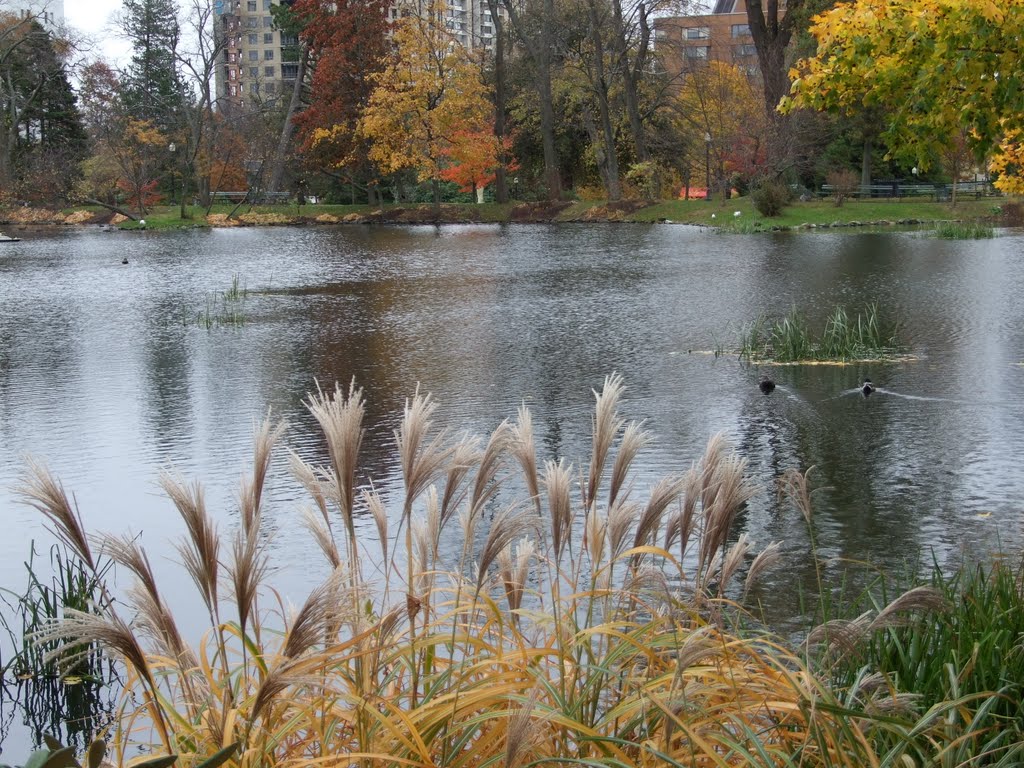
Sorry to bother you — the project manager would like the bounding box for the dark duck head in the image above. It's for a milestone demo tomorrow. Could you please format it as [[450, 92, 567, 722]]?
[[861, 379, 876, 396], [759, 376, 776, 394]]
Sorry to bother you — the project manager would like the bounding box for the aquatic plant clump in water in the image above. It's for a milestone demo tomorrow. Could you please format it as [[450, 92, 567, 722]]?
[[934, 222, 996, 239], [740, 303, 903, 362]]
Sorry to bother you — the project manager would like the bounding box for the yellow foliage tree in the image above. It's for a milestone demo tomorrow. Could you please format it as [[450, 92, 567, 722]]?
[[359, 1, 493, 204], [784, 0, 1024, 189], [676, 61, 766, 200]]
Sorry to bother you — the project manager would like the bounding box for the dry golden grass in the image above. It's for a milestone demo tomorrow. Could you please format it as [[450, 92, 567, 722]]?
[[22, 376, 946, 768]]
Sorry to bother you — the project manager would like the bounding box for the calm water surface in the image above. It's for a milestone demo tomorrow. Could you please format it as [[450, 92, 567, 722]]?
[[1, 222, 1023, 746]]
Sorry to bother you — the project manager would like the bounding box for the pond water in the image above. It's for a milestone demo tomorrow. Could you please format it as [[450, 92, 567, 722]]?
[[1, 222, 1023, 750]]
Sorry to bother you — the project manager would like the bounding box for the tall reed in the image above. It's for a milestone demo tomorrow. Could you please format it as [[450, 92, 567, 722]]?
[[18, 377, 990, 767]]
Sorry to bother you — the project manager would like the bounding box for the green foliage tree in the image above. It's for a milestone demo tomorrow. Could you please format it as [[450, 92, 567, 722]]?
[[785, 0, 1024, 188], [121, 0, 188, 126], [0, 14, 87, 202]]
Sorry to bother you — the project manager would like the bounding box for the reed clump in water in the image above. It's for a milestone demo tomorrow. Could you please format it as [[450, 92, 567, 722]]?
[[740, 303, 901, 362], [15, 377, 1011, 767]]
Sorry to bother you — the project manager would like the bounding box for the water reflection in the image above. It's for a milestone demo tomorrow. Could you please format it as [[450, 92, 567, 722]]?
[[2, 224, 1024, 747]]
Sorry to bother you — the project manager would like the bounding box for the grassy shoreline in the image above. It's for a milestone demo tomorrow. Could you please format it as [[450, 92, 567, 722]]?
[[0, 196, 1009, 231]]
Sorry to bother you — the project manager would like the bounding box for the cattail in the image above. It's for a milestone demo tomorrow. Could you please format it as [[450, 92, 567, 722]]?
[[587, 373, 626, 509], [17, 458, 96, 571]]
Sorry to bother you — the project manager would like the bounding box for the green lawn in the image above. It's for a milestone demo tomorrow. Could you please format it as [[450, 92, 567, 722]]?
[[52, 196, 1007, 231], [629, 196, 1001, 228]]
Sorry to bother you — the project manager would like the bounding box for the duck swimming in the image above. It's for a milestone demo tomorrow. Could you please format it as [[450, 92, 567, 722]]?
[[759, 376, 776, 394], [861, 379, 876, 396]]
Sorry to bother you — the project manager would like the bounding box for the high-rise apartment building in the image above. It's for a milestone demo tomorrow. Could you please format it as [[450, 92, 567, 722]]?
[[215, 0, 300, 114], [4, 0, 64, 32], [215, 0, 502, 114]]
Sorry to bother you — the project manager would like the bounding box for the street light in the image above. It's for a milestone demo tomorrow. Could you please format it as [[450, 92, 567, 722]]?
[[704, 132, 712, 200], [168, 142, 177, 205]]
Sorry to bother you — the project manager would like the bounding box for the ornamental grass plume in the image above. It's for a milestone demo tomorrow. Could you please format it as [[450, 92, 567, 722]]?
[[22, 377, 953, 768]]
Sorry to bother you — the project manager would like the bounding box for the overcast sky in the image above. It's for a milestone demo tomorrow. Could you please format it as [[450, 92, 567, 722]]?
[[66, 0, 131, 67]]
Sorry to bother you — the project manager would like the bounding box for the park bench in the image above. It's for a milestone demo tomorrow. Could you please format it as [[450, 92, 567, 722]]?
[[820, 183, 938, 200], [212, 191, 292, 204]]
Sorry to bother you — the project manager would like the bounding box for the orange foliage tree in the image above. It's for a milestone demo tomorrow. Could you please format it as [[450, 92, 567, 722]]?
[[439, 129, 517, 199]]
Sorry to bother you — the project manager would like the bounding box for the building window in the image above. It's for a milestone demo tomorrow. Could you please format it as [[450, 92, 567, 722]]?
[[264, 82, 276, 93], [249, 66, 259, 77], [731, 23, 750, 37], [229, 68, 236, 79], [684, 45, 709, 58], [246, 16, 258, 26], [250, 82, 259, 93], [247, 1, 256, 10], [732, 43, 757, 57], [684, 26, 709, 39], [264, 32, 273, 43], [248, 33, 258, 43], [230, 84, 237, 96], [249, 49, 259, 60], [264, 49, 274, 59], [281, 63, 299, 79], [265, 65, 275, 76], [262, 15, 273, 27], [263, 0, 272, 8]]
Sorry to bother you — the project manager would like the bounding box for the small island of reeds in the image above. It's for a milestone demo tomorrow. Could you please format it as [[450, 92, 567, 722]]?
[[740, 303, 904, 363]]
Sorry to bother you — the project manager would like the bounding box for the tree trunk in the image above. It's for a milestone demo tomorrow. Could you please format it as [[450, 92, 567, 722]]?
[[612, 0, 652, 172], [485, 0, 509, 203], [861, 137, 871, 188], [501, 0, 562, 200], [745, 0, 801, 114], [268, 43, 308, 194], [585, 0, 621, 201]]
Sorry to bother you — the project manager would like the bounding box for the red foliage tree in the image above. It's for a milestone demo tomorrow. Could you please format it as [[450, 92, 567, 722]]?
[[290, 0, 391, 183]]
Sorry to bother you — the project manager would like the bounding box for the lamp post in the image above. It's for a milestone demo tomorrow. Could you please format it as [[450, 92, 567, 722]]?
[[704, 132, 711, 200], [168, 143, 177, 205]]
